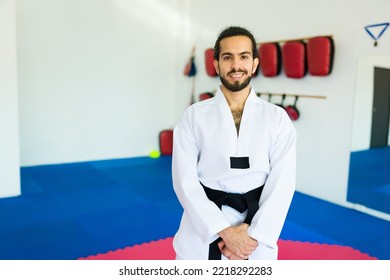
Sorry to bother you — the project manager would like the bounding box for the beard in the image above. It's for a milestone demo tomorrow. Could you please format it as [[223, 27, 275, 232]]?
[[219, 70, 252, 92]]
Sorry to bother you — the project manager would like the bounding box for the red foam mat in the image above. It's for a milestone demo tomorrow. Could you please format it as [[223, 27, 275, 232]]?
[[79, 237, 377, 260]]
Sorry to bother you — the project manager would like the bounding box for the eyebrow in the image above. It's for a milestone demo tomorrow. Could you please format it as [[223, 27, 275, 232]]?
[[221, 51, 252, 57]]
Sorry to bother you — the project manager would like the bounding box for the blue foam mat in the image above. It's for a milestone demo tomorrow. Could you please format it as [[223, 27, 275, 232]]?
[[0, 156, 389, 259]]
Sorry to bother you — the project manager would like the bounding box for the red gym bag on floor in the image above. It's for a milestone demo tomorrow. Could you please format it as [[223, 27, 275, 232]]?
[[205, 48, 217, 77], [159, 129, 173, 155], [307, 36, 334, 76], [282, 41, 307, 78], [259, 43, 282, 77]]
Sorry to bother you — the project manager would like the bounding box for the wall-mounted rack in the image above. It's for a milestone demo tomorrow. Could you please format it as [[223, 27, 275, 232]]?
[[256, 92, 327, 99]]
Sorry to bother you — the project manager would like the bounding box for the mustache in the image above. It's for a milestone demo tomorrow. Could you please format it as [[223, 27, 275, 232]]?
[[227, 69, 248, 75]]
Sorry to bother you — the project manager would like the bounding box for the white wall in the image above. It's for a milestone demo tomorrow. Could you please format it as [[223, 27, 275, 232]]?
[[17, 0, 182, 165], [0, 0, 20, 198], [13, 0, 390, 216]]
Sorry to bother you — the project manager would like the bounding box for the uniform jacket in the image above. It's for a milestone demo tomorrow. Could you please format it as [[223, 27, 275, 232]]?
[[172, 87, 296, 259]]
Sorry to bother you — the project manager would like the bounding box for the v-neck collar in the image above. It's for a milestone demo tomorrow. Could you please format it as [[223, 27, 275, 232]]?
[[215, 86, 256, 156]]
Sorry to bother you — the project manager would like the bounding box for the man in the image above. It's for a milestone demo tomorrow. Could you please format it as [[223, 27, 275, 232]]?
[[172, 26, 296, 260]]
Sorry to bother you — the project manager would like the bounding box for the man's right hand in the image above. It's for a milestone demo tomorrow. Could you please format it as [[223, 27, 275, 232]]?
[[218, 223, 258, 260]]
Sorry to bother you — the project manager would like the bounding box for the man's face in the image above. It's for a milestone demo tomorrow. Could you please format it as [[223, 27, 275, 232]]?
[[214, 36, 259, 92]]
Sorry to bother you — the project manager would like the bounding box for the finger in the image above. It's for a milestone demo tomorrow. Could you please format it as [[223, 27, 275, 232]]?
[[230, 247, 249, 260], [237, 252, 249, 260], [240, 244, 256, 256], [245, 238, 258, 248], [239, 244, 256, 255], [221, 248, 233, 259], [218, 240, 226, 250], [222, 248, 245, 260], [230, 251, 248, 260], [229, 254, 243, 260]]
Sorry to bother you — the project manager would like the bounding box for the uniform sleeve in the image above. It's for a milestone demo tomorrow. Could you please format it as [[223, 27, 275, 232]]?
[[172, 110, 231, 244], [247, 110, 297, 248]]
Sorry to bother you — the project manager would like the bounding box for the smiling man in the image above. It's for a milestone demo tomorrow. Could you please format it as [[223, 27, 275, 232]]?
[[172, 26, 297, 260]]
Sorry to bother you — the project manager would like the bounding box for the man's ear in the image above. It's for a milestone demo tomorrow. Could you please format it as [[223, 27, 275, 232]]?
[[213, 60, 219, 75], [252, 57, 259, 75]]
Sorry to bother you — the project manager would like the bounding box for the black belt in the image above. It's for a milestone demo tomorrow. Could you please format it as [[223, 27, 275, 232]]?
[[201, 183, 264, 260]]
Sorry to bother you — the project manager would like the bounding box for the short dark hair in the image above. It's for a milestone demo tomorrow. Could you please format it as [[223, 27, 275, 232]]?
[[213, 26, 258, 60]]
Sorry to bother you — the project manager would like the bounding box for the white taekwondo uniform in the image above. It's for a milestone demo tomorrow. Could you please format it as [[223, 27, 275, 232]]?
[[172, 87, 296, 260]]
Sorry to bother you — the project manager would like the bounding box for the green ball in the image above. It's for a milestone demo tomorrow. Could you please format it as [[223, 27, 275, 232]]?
[[149, 150, 161, 158]]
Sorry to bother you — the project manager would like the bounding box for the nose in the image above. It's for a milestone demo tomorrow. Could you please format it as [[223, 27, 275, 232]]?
[[230, 57, 241, 71]]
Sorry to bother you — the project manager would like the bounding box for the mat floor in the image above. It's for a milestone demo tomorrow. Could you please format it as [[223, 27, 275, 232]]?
[[0, 156, 389, 260]]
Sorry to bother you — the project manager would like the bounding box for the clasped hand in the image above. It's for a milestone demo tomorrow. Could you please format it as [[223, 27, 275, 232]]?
[[218, 223, 258, 260]]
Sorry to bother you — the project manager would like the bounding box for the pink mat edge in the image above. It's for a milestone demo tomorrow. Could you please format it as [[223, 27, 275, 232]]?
[[78, 237, 378, 260]]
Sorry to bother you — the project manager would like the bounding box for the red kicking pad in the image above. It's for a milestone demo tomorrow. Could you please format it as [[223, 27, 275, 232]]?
[[159, 129, 173, 155], [199, 92, 214, 101], [259, 43, 282, 77], [205, 48, 217, 77], [282, 41, 307, 78], [307, 36, 334, 76]]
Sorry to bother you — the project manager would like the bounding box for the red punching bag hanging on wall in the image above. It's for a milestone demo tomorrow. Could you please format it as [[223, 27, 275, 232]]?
[[282, 41, 307, 79], [205, 48, 217, 77], [307, 36, 335, 76], [259, 43, 282, 77]]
